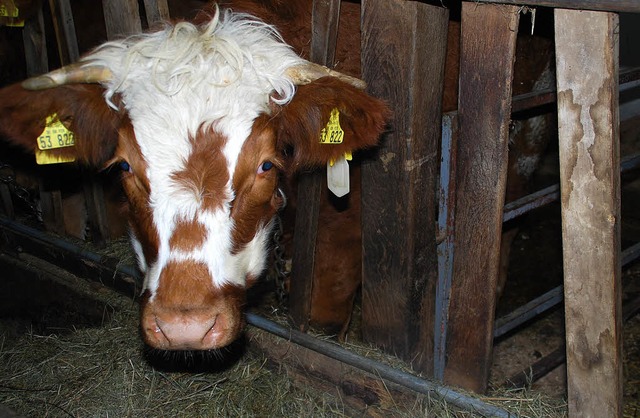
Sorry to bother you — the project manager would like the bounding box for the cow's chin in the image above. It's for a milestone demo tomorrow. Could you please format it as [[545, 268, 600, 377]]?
[[139, 285, 245, 351]]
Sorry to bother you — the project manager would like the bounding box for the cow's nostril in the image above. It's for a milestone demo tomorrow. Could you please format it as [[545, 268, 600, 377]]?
[[151, 313, 220, 350]]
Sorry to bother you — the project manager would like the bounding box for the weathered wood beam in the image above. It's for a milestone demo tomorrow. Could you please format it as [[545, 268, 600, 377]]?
[[48, 0, 114, 243], [48, 0, 79, 64], [22, 8, 48, 77], [22, 8, 66, 236], [443, 3, 519, 393], [311, 0, 341, 67], [361, 0, 447, 376], [288, 0, 342, 331], [81, 1, 145, 243], [38, 175, 66, 235], [0, 183, 13, 218], [101, 0, 142, 39], [143, 0, 170, 26], [474, 0, 640, 13], [555, 9, 622, 418]]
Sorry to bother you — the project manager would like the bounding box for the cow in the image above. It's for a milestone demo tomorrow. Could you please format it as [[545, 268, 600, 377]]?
[[0, 1, 389, 350]]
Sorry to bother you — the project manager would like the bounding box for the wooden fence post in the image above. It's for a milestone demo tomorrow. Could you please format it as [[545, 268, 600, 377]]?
[[443, 3, 519, 393], [361, 0, 448, 375], [288, 0, 342, 331], [555, 9, 622, 417], [102, 0, 141, 39]]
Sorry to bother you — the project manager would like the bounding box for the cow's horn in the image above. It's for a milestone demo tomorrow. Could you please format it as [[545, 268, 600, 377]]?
[[22, 62, 113, 90], [286, 62, 366, 90]]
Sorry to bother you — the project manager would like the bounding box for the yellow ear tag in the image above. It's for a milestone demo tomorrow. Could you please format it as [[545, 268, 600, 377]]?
[[327, 152, 352, 198], [319, 108, 344, 144], [0, 2, 18, 17], [35, 114, 76, 165], [0, 1, 23, 26]]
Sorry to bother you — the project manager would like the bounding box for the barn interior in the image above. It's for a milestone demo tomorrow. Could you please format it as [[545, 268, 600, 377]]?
[[1, 0, 639, 417]]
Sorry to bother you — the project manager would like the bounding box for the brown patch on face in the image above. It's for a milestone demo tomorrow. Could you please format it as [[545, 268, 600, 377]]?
[[230, 116, 282, 252], [155, 260, 215, 307], [114, 120, 159, 265], [171, 128, 230, 213], [169, 219, 207, 252], [139, 260, 246, 350]]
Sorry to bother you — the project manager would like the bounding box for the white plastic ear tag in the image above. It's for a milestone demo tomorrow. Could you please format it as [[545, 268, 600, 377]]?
[[327, 152, 352, 198]]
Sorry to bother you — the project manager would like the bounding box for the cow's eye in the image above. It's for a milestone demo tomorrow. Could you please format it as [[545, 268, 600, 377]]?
[[119, 161, 133, 173], [257, 161, 274, 174]]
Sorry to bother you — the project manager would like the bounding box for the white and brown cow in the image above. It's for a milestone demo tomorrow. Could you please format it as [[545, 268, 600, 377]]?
[[0, 2, 389, 350]]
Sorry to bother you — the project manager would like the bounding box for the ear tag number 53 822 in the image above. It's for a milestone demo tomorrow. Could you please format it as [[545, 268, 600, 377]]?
[[35, 114, 76, 165]]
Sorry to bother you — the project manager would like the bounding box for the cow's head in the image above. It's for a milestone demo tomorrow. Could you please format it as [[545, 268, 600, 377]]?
[[0, 8, 388, 350]]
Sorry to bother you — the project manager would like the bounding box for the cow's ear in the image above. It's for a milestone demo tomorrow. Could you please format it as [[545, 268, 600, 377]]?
[[0, 83, 121, 167], [274, 77, 390, 171]]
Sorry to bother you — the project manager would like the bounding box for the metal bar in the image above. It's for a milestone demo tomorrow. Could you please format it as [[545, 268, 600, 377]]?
[[511, 89, 557, 114], [512, 67, 640, 114], [503, 152, 640, 223], [434, 113, 457, 380], [504, 292, 640, 389], [494, 240, 640, 340], [622, 241, 640, 267], [619, 67, 640, 86], [494, 285, 563, 338], [620, 152, 640, 173], [503, 184, 560, 223], [246, 313, 513, 418], [471, 0, 640, 13], [505, 345, 566, 388], [0, 215, 138, 278]]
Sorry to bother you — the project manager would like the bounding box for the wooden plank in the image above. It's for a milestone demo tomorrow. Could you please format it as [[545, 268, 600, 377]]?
[[443, 3, 519, 393], [288, 171, 321, 331], [22, 9, 48, 79], [48, 0, 112, 243], [0, 184, 14, 218], [310, 0, 341, 67], [473, 0, 640, 13], [361, 0, 448, 375], [90, 0, 146, 242], [288, 0, 342, 331], [23, 8, 66, 235], [81, 171, 112, 243], [143, 0, 170, 26], [38, 176, 65, 235], [48, 0, 80, 64], [555, 9, 622, 418], [101, 0, 141, 39], [49, 0, 90, 246]]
